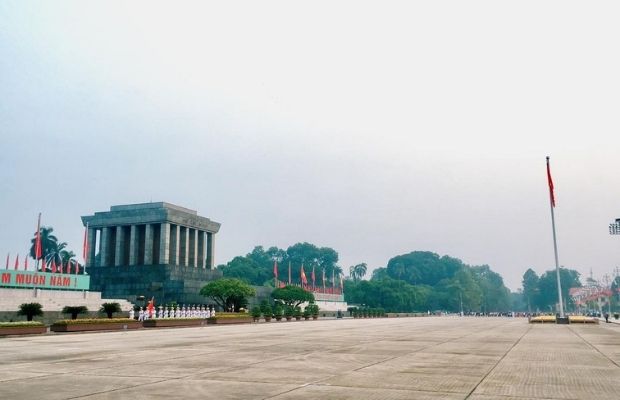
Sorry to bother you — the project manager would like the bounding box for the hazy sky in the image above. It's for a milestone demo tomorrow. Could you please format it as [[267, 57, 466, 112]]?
[[1, 2, 619, 291]]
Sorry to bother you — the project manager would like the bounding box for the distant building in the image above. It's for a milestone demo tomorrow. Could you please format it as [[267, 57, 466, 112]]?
[[81, 202, 222, 305]]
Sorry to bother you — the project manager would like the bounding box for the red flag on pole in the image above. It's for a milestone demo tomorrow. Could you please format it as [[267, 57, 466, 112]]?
[[5, 253, 8, 270], [51, 258, 57, 273], [41, 257, 46, 272], [300, 264, 308, 286], [59, 259, 64, 274], [311, 266, 316, 288], [14, 254, 19, 270], [24, 256, 28, 271], [74, 260, 79, 274], [546, 156, 555, 208], [35, 213, 42, 260], [82, 223, 89, 265]]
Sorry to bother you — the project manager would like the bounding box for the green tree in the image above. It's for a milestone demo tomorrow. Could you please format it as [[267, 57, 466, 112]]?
[[28, 226, 77, 270], [536, 268, 582, 313], [472, 265, 511, 313], [286, 243, 340, 284], [386, 251, 463, 286], [62, 306, 88, 320], [345, 278, 429, 312], [17, 303, 43, 321], [522, 268, 539, 313], [271, 285, 315, 307], [349, 263, 367, 282], [371, 268, 389, 280], [200, 278, 256, 311], [99, 302, 122, 318]]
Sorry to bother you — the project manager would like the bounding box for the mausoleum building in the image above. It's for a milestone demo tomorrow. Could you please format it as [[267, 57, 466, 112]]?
[[81, 202, 222, 305]]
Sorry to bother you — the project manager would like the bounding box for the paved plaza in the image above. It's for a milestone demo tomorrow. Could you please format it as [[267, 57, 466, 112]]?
[[1, 317, 619, 399]]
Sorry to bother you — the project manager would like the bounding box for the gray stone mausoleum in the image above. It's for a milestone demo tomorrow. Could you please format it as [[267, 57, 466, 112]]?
[[81, 202, 222, 305]]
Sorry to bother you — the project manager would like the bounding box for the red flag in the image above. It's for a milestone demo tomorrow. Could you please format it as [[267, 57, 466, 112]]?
[[82, 223, 89, 265], [24, 256, 28, 271], [41, 257, 46, 272], [59, 259, 64, 274], [14, 254, 19, 270], [51, 258, 57, 273], [5, 253, 8, 270], [74, 260, 79, 274], [300, 264, 308, 286], [273, 260, 278, 280], [35, 213, 42, 260], [546, 157, 555, 207], [311, 266, 316, 287]]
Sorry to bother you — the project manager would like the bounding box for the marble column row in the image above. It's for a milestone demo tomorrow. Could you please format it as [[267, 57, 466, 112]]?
[[87, 223, 215, 269]]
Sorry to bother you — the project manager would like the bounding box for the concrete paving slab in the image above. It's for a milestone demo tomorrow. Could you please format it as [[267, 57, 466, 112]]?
[[84, 379, 299, 400], [270, 384, 466, 400], [0, 374, 164, 400], [0, 317, 619, 399]]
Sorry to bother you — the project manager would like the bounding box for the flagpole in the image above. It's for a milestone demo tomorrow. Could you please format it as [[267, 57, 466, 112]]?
[[547, 156, 565, 318]]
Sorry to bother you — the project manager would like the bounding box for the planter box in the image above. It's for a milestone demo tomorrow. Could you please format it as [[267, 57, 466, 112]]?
[[143, 319, 206, 328], [51, 322, 142, 332], [0, 326, 47, 336], [207, 317, 253, 325]]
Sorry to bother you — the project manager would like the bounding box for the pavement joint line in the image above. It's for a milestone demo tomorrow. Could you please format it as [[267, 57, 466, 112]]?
[[305, 382, 467, 397], [463, 323, 532, 400], [567, 325, 620, 369], [65, 378, 172, 400]]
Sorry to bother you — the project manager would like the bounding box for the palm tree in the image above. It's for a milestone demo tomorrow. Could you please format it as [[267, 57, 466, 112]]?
[[60, 250, 76, 263], [62, 306, 88, 320], [17, 303, 44, 321], [350, 263, 367, 282], [29, 226, 68, 270], [354, 263, 367, 281], [349, 265, 357, 281], [100, 302, 121, 318]]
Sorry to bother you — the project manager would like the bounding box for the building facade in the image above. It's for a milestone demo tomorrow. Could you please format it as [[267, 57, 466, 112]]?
[[81, 202, 222, 305]]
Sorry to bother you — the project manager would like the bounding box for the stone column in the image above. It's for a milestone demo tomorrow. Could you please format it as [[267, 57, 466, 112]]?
[[114, 226, 125, 266], [87, 227, 96, 268], [198, 231, 206, 268], [129, 225, 138, 266], [189, 229, 198, 267], [159, 222, 170, 264], [100, 227, 111, 267], [181, 227, 189, 267], [170, 225, 180, 265], [207, 232, 215, 269], [144, 224, 154, 265]]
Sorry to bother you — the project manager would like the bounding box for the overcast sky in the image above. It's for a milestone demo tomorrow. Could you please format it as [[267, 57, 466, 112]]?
[[1, 1, 619, 291]]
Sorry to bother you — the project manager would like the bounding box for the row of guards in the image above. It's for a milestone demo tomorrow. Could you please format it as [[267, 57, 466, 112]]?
[[3, 213, 88, 275], [273, 260, 344, 295]]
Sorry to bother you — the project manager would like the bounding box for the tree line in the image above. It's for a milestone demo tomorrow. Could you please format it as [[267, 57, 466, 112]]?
[[220, 245, 515, 313], [346, 251, 512, 313]]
